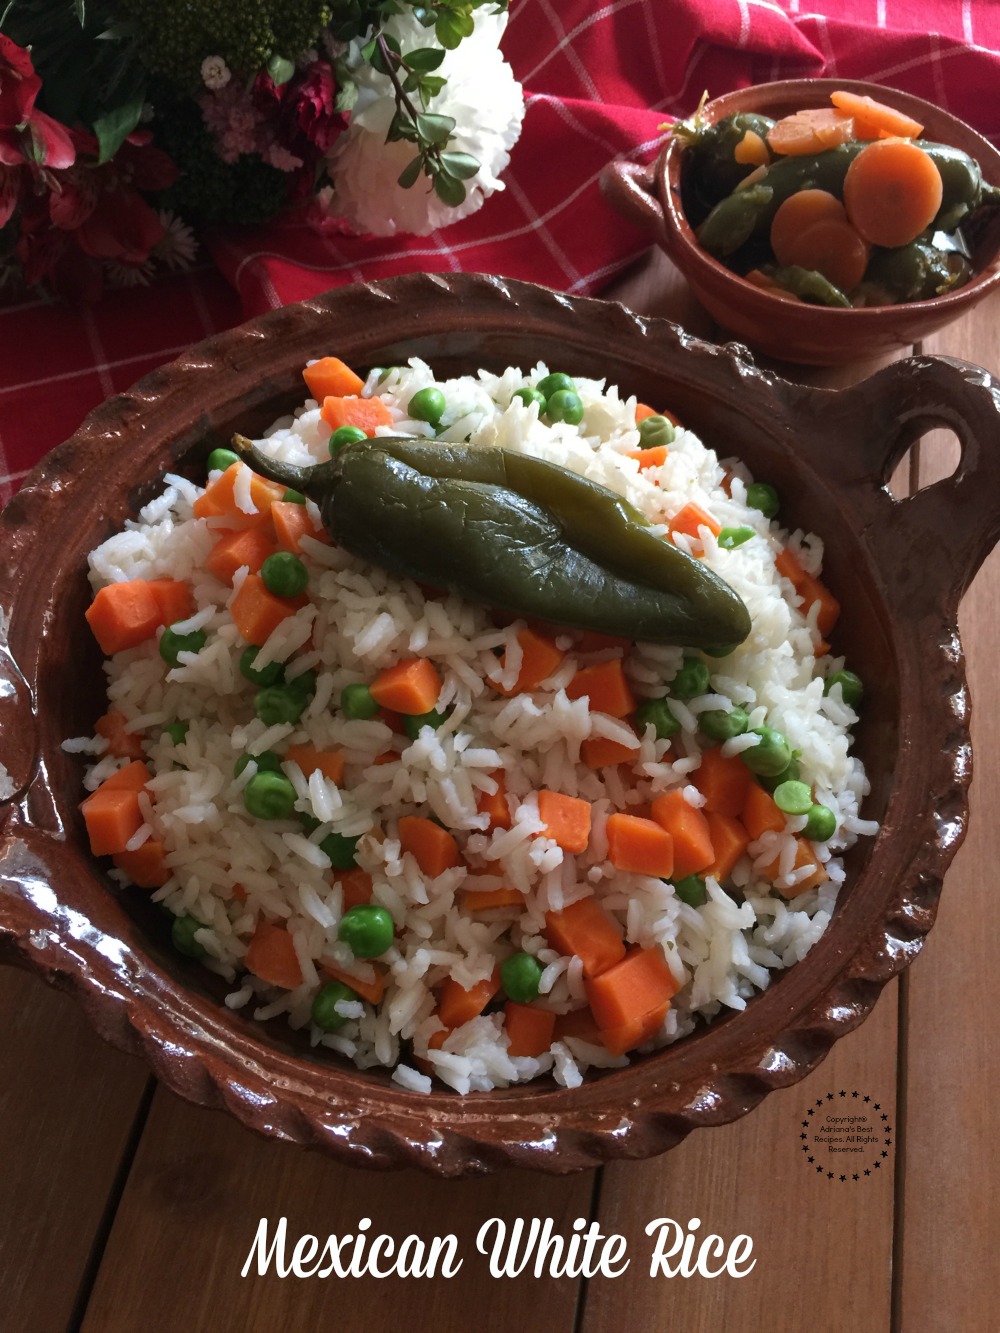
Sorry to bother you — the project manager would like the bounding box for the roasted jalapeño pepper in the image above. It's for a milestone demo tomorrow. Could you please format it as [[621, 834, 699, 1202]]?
[[230, 435, 752, 650]]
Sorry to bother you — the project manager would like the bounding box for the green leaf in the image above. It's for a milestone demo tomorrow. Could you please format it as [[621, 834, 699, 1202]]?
[[412, 6, 438, 26], [267, 53, 295, 86], [93, 93, 145, 165], [433, 172, 467, 206], [386, 109, 417, 143], [360, 38, 377, 61], [415, 111, 455, 146], [436, 9, 474, 48], [417, 74, 446, 108], [404, 46, 446, 72], [438, 150, 479, 180], [397, 154, 424, 189]]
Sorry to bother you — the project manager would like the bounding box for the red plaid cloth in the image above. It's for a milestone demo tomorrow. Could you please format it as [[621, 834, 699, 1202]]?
[[3, 0, 1000, 505]]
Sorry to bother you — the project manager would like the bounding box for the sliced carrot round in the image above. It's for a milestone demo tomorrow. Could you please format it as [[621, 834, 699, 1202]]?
[[842, 139, 943, 247], [770, 189, 847, 265], [775, 217, 871, 292], [830, 89, 923, 140], [767, 108, 854, 156]]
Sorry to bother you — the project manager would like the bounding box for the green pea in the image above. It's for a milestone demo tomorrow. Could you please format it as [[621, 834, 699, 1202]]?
[[261, 551, 308, 599], [243, 771, 297, 820], [671, 656, 711, 699], [408, 386, 447, 426], [239, 644, 284, 688], [824, 670, 863, 709], [338, 904, 394, 958], [207, 447, 239, 474], [741, 725, 792, 778], [172, 914, 207, 959], [536, 372, 575, 399], [402, 709, 447, 740], [773, 779, 813, 815], [321, 831, 360, 870], [804, 803, 837, 841], [634, 697, 680, 740], [254, 686, 307, 726], [760, 753, 802, 793], [283, 488, 307, 505], [746, 482, 779, 518], [341, 682, 379, 720], [163, 721, 188, 745], [159, 625, 207, 668], [673, 874, 707, 908], [500, 952, 544, 1003], [329, 425, 368, 455], [718, 526, 755, 550], [512, 386, 546, 410], [699, 705, 749, 742], [234, 750, 282, 779], [638, 414, 675, 447], [545, 389, 584, 426], [311, 980, 359, 1032], [286, 669, 317, 702]]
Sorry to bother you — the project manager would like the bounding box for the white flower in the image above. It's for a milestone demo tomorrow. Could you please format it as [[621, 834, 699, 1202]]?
[[154, 211, 198, 270], [106, 259, 155, 289], [200, 55, 231, 91], [327, 10, 524, 237]]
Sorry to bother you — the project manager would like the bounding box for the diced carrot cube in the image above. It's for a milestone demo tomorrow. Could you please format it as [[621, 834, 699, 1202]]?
[[94, 710, 146, 761], [320, 395, 393, 436], [566, 659, 636, 718], [580, 731, 640, 769], [112, 838, 169, 888], [205, 526, 277, 585], [741, 782, 786, 840], [606, 812, 675, 877], [759, 836, 829, 895], [704, 810, 751, 881], [437, 968, 501, 1029], [85, 760, 152, 797], [336, 868, 373, 910], [245, 920, 304, 990], [81, 786, 144, 857], [321, 959, 386, 1006], [668, 502, 722, 541], [85, 580, 162, 655], [476, 771, 511, 831], [283, 744, 345, 786], [544, 895, 625, 978], [494, 626, 565, 695], [599, 999, 671, 1057], [146, 579, 194, 625], [626, 444, 669, 469], [692, 746, 753, 818], [398, 815, 461, 878], [370, 658, 442, 715], [504, 1001, 556, 1057], [584, 946, 680, 1036], [271, 500, 330, 553], [537, 790, 592, 853], [461, 879, 526, 913], [650, 789, 715, 878], [230, 573, 305, 646], [303, 356, 366, 401]]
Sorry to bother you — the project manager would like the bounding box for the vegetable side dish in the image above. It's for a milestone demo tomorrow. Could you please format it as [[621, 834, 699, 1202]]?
[[678, 88, 1000, 306]]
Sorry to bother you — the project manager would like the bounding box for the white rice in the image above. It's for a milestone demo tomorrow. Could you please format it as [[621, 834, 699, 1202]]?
[[71, 357, 876, 1093]]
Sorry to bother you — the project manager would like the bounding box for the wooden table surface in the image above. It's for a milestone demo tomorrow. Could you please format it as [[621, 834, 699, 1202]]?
[[3, 252, 998, 1333]]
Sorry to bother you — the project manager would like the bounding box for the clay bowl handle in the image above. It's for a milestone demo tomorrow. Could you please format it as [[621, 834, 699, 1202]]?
[[788, 356, 1000, 615], [600, 158, 669, 248]]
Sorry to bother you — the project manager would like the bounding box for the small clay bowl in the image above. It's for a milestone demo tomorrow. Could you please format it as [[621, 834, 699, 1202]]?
[[602, 79, 1000, 364], [2, 273, 1000, 1175]]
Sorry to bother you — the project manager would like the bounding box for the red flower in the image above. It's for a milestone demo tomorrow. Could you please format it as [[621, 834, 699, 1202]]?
[[0, 35, 75, 170], [288, 62, 343, 154]]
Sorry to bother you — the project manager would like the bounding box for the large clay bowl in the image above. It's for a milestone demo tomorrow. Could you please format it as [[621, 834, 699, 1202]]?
[[2, 273, 999, 1174], [602, 79, 1000, 364]]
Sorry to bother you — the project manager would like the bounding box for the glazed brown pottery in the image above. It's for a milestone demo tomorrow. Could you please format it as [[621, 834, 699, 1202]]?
[[2, 273, 1000, 1174], [602, 79, 1000, 364]]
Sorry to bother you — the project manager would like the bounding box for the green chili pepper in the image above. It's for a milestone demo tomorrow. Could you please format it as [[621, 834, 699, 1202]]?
[[864, 238, 973, 304], [767, 265, 852, 308], [675, 110, 777, 215], [696, 183, 774, 258], [230, 435, 752, 650]]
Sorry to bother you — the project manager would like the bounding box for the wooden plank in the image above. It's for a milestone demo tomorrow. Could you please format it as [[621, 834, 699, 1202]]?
[[895, 297, 1000, 1333], [81, 1088, 593, 1333], [0, 969, 150, 1332]]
